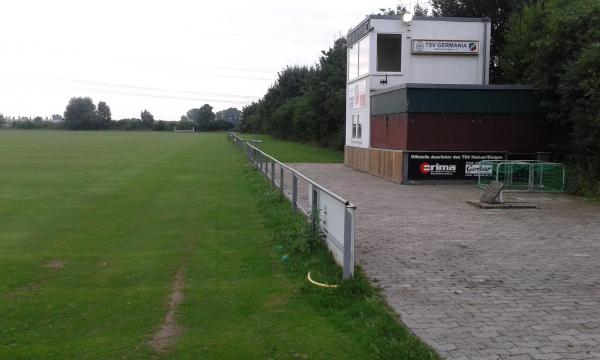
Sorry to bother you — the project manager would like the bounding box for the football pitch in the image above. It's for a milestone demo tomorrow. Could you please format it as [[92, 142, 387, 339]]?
[[0, 130, 436, 359]]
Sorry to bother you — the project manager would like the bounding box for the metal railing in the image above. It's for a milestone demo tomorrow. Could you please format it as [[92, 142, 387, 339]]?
[[478, 160, 565, 193], [229, 132, 356, 279]]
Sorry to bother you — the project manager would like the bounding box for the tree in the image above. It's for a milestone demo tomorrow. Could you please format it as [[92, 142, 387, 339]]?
[[176, 117, 194, 130], [377, 3, 408, 15], [0, 113, 6, 127], [501, 0, 600, 194], [240, 37, 347, 148], [376, 2, 427, 16], [187, 104, 215, 131], [431, 0, 536, 82], [97, 101, 112, 129], [215, 107, 242, 126], [413, 2, 429, 16], [240, 102, 259, 133], [114, 118, 143, 130], [64, 97, 99, 130], [153, 120, 175, 131], [241, 65, 314, 137], [140, 110, 155, 129]]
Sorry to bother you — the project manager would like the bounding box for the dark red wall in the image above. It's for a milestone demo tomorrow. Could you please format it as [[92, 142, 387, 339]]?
[[370, 113, 547, 152], [371, 114, 407, 150], [408, 113, 546, 152]]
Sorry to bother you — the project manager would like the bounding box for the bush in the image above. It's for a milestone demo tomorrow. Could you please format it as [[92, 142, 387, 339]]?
[[152, 120, 176, 131]]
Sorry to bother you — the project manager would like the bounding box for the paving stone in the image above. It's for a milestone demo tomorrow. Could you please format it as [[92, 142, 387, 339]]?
[[285, 164, 600, 360]]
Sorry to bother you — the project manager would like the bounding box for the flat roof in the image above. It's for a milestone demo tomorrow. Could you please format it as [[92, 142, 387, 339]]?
[[371, 83, 535, 97], [347, 15, 490, 37]]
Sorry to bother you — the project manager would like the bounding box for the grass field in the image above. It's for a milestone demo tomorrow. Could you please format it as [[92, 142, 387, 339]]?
[[239, 133, 344, 163], [0, 130, 436, 359]]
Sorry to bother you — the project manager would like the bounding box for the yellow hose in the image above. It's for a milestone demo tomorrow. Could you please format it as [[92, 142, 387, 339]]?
[[307, 272, 339, 288]]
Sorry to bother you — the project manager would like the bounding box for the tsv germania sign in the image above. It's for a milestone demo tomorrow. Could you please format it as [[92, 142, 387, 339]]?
[[412, 39, 479, 55]]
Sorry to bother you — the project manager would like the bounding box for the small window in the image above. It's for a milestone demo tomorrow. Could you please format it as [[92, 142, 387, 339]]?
[[377, 34, 402, 72], [352, 115, 362, 140]]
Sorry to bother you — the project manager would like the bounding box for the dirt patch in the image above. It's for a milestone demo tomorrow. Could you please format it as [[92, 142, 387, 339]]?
[[148, 266, 186, 353], [44, 260, 65, 269], [4, 261, 65, 297]]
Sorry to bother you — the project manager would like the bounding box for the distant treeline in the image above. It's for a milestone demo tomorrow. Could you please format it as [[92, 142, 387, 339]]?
[[0, 99, 242, 132]]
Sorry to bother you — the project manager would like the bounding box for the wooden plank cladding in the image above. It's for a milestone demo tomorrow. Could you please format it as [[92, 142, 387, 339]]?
[[345, 146, 404, 183], [344, 146, 369, 172]]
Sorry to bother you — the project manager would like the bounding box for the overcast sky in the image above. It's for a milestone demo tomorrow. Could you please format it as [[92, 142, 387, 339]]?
[[0, 0, 425, 120]]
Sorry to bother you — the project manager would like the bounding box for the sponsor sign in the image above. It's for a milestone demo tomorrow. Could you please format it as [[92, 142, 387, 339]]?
[[347, 80, 367, 109], [411, 39, 479, 55], [407, 152, 505, 180]]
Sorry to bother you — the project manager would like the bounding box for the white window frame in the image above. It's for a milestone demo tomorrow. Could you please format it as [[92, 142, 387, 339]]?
[[351, 114, 362, 141], [375, 32, 403, 74], [348, 35, 370, 81]]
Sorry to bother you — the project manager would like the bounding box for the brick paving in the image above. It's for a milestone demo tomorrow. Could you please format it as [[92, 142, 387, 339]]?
[[285, 163, 600, 360]]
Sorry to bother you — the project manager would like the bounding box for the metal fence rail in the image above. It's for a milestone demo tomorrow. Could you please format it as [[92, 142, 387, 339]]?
[[478, 160, 565, 192], [229, 132, 356, 279]]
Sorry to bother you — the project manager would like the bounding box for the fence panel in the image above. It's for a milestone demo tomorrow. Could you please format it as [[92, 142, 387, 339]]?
[[228, 133, 356, 279], [478, 160, 565, 193]]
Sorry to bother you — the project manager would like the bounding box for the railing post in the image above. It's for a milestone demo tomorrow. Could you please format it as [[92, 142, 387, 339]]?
[[257, 152, 261, 170], [311, 185, 318, 232], [343, 206, 355, 280], [259, 153, 262, 172], [263, 155, 266, 174], [292, 174, 297, 213], [279, 166, 284, 195], [528, 163, 534, 192], [271, 160, 275, 188]]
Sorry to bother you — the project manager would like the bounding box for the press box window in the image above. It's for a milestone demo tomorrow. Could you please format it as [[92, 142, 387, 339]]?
[[348, 36, 369, 80], [377, 34, 402, 72], [348, 45, 359, 80], [351, 115, 362, 139]]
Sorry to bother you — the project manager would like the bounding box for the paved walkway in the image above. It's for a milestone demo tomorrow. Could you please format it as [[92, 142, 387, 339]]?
[[288, 163, 600, 360]]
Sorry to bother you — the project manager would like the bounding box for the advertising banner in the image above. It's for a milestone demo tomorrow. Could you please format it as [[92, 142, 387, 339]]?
[[411, 39, 479, 55], [407, 152, 505, 180], [347, 80, 367, 109]]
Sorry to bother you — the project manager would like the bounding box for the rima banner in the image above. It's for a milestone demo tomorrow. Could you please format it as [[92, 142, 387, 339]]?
[[411, 39, 479, 55], [406, 152, 505, 180]]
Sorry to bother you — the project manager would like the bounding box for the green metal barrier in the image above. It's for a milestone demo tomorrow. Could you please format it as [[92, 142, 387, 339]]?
[[478, 161, 565, 192]]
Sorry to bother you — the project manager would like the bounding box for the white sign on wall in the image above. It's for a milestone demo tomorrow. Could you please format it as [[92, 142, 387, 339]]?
[[412, 39, 479, 55], [347, 80, 367, 109]]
